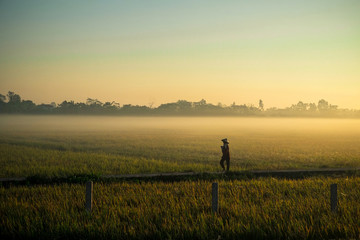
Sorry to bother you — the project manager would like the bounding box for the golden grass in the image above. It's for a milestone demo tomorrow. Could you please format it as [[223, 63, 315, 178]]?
[[0, 117, 360, 177], [1, 177, 359, 239]]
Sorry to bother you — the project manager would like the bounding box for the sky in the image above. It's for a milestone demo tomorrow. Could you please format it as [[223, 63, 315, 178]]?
[[0, 0, 359, 109]]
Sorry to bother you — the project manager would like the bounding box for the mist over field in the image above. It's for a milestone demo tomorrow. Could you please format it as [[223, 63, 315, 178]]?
[[1, 115, 359, 178], [1, 115, 360, 239], [1, 0, 360, 238], [1, 115, 360, 134]]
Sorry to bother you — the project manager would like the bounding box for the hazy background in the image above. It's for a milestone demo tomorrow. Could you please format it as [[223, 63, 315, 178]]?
[[1, 115, 360, 176], [1, 115, 360, 135], [1, 0, 359, 108]]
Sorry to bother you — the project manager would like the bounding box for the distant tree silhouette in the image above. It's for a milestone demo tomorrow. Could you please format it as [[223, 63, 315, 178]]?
[[58, 100, 77, 114], [318, 99, 329, 111], [309, 103, 317, 111], [291, 101, 307, 111], [0, 90, 359, 117], [0, 94, 6, 113], [103, 101, 120, 113], [0, 94, 6, 103], [259, 99, 264, 111], [176, 100, 192, 112], [121, 104, 150, 114], [330, 104, 338, 110], [37, 103, 55, 113], [7, 91, 21, 104], [5, 91, 22, 112], [86, 98, 102, 106], [21, 100, 36, 113]]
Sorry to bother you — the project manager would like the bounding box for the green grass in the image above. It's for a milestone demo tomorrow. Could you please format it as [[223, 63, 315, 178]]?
[[0, 143, 212, 177], [1, 116, 359, 239], [1, 177, 359, 239], [0, 116, 360, 177]]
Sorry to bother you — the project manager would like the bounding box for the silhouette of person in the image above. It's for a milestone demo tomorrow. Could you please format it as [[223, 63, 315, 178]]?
[[220, 138, 230, 171]]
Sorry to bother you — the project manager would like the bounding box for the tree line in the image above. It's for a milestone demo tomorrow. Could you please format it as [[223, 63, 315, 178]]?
[[0, 91, 359, 117]]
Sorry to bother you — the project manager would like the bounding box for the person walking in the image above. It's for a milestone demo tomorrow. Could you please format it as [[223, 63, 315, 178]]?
[[220, 138, 230, 171]]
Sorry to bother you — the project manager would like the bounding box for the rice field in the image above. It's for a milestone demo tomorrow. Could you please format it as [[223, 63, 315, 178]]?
[[1, 177, 359, 239], [1, 116, 359, 239], [0, 116, 360, 178]]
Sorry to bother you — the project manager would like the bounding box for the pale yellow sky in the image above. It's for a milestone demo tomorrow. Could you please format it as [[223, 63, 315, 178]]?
[[0, 1, 359, 109]]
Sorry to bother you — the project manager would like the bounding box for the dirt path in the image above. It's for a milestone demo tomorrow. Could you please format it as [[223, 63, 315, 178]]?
[[102, 167, 360, 179], [1, 167, 359, 183]]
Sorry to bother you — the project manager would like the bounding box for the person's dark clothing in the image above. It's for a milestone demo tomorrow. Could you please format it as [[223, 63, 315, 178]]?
[[220, 144, 230, 171]]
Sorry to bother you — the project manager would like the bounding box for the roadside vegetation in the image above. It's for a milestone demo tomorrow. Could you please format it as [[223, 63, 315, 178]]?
[[1, 177, 359, 239]]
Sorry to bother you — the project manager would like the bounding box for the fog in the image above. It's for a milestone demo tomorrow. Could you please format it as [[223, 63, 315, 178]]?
[[1, 115, 360, 136]]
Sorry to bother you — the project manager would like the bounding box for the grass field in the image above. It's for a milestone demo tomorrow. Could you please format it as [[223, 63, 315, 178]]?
[[1, 116, 360, 178], [1, 116, 359, 239], [1, 177, 359, 239]]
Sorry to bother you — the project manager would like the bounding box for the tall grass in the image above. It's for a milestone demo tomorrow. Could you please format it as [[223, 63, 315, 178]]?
[[1, 177, 359, 239]]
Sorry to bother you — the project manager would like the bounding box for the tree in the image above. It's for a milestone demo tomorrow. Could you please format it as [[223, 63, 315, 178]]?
[[21, 100, 36, 112], [0, 94, 6, 102], [318, 99, 329, 111], [309, 103, 317, 111], [0, 93, 6, 113], [58, 100, 76, 113], [258, 99, 264, 111], [330, 104, 338, 110], [293, 101, 307, 111], [176, 100, 192, 111], [103, 101, 119, 112], [198, 99, 206, 106], [86, 98, 102, 106], [7, 91, 21, 104]]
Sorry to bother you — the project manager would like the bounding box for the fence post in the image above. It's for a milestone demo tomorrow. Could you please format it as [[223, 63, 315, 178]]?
[[86, 181, 93, 212], [212, 182, 219, 213], [330, 183, 337, 213]]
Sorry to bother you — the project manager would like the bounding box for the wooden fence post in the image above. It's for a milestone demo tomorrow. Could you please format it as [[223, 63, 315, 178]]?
[[212, 182, 219, 213], [86, 181, 93, 212], [330, 183, 337, 213]]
